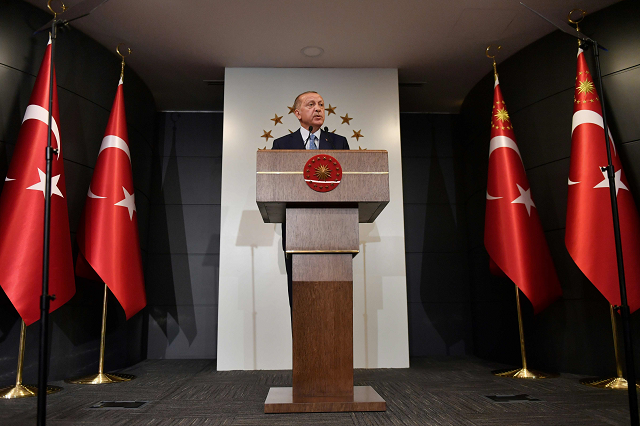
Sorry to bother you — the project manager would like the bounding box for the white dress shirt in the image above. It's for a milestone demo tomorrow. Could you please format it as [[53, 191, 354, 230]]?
[[299, 126, 322, 149]]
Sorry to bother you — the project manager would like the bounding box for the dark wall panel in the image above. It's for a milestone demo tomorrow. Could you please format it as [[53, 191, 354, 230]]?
[[0, 0, 155, 383], [461, 0, 640, 376], [400, 113, 473, 357], [146, 112, 222, 359]]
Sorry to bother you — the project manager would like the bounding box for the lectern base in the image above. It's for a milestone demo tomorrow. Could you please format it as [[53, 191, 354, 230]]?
[[264, 386, 386, 413]]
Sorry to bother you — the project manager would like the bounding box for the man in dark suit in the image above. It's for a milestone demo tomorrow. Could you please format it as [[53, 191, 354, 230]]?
[[272, 91, 350, 308], [272, 91, 350, 150]]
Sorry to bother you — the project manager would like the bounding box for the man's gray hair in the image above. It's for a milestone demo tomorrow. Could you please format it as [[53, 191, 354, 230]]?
[[293, 91, 319, 110]]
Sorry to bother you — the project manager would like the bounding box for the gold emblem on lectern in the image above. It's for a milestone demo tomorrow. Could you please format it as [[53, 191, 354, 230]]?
[[315, 164, 331, 181], [304, 155, 342, 193]]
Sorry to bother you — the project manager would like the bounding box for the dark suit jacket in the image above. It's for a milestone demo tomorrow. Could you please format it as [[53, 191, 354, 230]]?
[[272, 129, 350, 150]]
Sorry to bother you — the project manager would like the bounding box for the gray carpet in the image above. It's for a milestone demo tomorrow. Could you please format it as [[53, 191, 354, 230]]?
[[0, 357, 634, 425]]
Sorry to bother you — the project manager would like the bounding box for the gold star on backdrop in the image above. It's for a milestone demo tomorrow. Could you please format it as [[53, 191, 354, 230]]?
[[341, 114, 353, 125], [494, 108, 510, 123], [351, 129, 363, 141], [287, 105, 296, 114], [261, 130, 273, 141], [577, 80, 595, 95], [326, 104, 336, 115], [288, 129, 294, 133], [270, 113, 283, 125]]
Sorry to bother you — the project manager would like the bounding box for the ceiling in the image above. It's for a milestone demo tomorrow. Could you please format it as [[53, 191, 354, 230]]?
[[26, 0, 619, 112]]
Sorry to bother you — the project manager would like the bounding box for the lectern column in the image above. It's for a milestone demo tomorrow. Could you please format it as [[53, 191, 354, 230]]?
[[292, 254, 353, 401]]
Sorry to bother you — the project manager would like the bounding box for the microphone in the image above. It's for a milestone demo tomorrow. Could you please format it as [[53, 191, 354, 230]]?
[[304, 125, 313, 148], [324, 126, 335, 149]]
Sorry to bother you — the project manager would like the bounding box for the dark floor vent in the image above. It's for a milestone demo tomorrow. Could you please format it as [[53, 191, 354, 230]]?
[[485, 394, 541, 403], [90, 401, 148, 409]]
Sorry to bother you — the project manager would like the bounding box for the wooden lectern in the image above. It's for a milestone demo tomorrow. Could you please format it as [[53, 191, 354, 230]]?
[[257, 149, 389, 413]]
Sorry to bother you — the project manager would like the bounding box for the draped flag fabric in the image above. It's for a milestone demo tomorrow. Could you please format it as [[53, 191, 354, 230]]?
[[565, 48, 640, 313], [484, 75, 562, 314], [76, 78, 146, 319], [0, 38, 75, 325]]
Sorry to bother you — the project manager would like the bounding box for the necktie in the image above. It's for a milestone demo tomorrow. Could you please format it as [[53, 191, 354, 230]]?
[[309, 134, 317, 150]]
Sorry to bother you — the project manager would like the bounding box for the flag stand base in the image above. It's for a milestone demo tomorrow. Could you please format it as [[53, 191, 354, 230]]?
[[580, 377, 639, 390], [579, 306, 640, 390], [0, 384, 62, 399], [492, 367, 558, 379], [1, 321, 64, 398], [492, 286, 560, 380], [65, 373, 135, 385], [64, 285, 135, 385]]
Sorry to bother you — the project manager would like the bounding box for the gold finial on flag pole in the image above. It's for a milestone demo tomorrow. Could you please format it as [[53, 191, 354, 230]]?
[[568, 9, 586, 46], [486, 45, 501, 80], [47, 0, 67, 19], [116, 43, 132, 81]]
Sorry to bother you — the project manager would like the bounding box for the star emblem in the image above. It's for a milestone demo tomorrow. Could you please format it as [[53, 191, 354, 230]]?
[[340, 114, 353, 125], [314, 164, 332, 180], [594, 168, 628, 197], [577, 79, 595, 95], [511, 184, 536, 216], [114, 186, 136, 220], [270, 113, 283, 126], [26, 168, 63, 198], [351, 129, 363, 141], [288, 129, 294, 133], [495, 108, 510, 123], [261, 130, 273, 141], [287, 105, 295, 114], [326, 104, 336, 115]]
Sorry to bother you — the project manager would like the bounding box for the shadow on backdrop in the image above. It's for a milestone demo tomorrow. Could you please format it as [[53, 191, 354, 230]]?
[[236, 209, 276, 369], [420, 141, 468, 355], [147, 113, 197, 348]]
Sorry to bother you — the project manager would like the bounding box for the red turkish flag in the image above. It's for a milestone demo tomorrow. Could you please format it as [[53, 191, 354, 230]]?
[[484, 76, 562, 313], [565, 48, 640, 313], [76, 78, 146, 319], [0, 38, 75, 325]]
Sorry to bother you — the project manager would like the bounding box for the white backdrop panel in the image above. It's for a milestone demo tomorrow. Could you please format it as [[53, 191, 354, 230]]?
[[218, 68, 409, 370]]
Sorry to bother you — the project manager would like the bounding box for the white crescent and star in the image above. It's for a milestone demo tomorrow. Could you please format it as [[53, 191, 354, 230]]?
[[86, 134, 134, 204], [511, 184, 536, 216], [486, 135, 524, 201], [571, 109, 616, 156], [5, 103, 63, 182], [26, 168, 63, 198], [22, 104, 62, 159], [114, 186, 136, 220], [594, 168, 628, 197], [98, 135, 131, 161], [569, 108, 618, 188]]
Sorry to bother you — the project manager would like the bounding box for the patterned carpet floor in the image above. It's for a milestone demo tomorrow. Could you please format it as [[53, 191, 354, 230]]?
[[0, 357, 635, 425]]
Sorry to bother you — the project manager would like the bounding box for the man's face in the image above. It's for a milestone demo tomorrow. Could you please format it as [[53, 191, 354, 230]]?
[[295, 93, 325, 131]]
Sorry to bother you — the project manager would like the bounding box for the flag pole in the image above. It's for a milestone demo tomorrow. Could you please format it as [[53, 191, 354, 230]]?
[[492, 285, 558, 379], [562, 10, 639, 421], [581, 305, 640, 389], [65, 48, 135, 385], [588, 36, 639, 412], [37, 1, 66, 423], [0, 321, 62, 399], [65, 284, 135, 384]]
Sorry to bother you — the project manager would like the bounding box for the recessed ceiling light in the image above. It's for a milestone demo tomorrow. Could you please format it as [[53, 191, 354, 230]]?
[[301, 46, 324, 57]]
